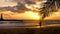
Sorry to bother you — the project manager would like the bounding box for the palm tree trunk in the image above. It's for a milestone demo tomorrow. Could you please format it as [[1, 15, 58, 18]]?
[[39, 14, 46, 28], [39, 18, 44, 28], [1, 14, 3, 20]]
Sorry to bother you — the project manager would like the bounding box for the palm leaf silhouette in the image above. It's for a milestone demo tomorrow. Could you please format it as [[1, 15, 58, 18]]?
[[39, 0, 60, 27]]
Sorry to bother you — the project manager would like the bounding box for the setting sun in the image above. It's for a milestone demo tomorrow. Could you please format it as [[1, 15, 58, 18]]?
[[25, 11, 40, 20]]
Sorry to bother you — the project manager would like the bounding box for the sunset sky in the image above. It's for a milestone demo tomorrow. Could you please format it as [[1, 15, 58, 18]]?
[[1, 11, 40, 20], [44, 12, 60, 20], [0, 0, 17, 7], [0, 0, 60, 20]]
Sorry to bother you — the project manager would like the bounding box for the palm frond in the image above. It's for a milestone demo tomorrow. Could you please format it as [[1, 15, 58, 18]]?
[[40, 0, 59, 18]]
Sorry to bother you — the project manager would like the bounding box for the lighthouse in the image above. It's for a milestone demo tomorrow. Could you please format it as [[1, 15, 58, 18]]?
[[0, 14, 3, 21]]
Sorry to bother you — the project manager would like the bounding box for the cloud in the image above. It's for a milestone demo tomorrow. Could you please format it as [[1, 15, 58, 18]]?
[[25, 0, 35, 4], [0, 2, 17, 7], [0, 0, 40, 8], [0, 0, 45, 12]]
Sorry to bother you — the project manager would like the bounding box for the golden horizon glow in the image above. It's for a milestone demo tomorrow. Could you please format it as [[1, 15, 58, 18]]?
[[2, 11, 41, 20], [44, 12, 60, 20], [25, 11, 40, 20]]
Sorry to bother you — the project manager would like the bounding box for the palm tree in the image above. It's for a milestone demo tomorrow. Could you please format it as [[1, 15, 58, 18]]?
[[39, 0, 60, 27]]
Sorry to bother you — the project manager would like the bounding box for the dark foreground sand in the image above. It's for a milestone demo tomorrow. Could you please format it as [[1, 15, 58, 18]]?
[[0, 25, 59, 34]]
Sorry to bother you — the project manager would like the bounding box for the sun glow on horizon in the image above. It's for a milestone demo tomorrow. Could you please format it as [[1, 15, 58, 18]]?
[[25, 11, 41, 20], [2, 11, 41, 20]]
